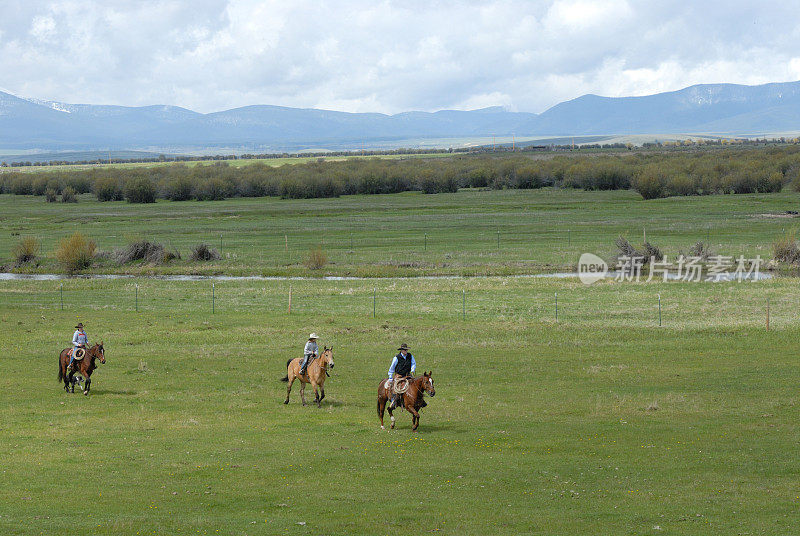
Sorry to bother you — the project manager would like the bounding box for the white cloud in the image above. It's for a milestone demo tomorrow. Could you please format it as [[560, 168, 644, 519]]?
[[1, 1, 799, 114]]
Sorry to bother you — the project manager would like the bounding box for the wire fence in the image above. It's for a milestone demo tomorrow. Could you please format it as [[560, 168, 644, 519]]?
[[2, 277, 798, 330]]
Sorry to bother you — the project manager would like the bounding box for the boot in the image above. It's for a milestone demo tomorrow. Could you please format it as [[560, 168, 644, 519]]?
[[66, 358, 75, 373], [389, 394, 400, 410], [299, 357, 309, 376]]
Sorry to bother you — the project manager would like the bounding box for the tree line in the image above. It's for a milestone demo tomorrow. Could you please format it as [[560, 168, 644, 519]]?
[[1, 145, 799, 202]]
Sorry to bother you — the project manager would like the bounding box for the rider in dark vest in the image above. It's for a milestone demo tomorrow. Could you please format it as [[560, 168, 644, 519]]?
[[388, 343, 416, 409]]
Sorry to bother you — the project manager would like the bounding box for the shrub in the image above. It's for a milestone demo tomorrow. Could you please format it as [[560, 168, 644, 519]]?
[[304, 247, 328, 270], [190, 243, 221, 261], [32, 176, 49, 196], [688, 241, 713, 261], [45, 188, 57, 203], [94, 177, 123, 201], [55, 232, 96, 272], [641, 241, 664, 262], [194, 178, 229, 200], [10, 176, 33, 195], [164, 177, 194, 201], [12, 236, 40, 264], [61, 186, 78, 203], [124, 177, 157, 203], [115, 240, 179, 264], [773, 230, 800, 264]]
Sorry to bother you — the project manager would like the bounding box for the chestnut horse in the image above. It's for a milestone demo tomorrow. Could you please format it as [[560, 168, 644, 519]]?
[[58, 342, 105, 395], [377, 372, 435, 431], [281, 347, 334, 407]]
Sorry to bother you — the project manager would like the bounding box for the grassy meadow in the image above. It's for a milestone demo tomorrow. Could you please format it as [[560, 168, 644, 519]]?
[[1, 188, 800, 534], [1, 276, 799, 535], [2, 187, 800, 276]]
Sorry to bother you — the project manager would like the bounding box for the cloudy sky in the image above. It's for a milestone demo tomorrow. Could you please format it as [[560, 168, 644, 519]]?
[[2, 0, 800, 114]]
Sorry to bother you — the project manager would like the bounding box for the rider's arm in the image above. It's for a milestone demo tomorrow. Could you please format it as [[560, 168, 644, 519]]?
[[388, 356, 398, 378], [410, 355, 416, 375], [72, 330, 79, 346]]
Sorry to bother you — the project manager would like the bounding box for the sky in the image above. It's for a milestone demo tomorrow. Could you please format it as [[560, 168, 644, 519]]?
[[2, 0, 800, 115]]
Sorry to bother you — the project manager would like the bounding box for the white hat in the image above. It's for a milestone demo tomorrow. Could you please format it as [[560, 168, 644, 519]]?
[[309, 333, 318, 339]]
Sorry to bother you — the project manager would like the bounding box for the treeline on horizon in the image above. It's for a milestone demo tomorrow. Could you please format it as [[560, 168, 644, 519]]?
[[1, 145, 800, 202]]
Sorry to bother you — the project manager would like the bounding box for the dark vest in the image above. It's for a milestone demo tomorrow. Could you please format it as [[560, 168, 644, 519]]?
[[394, 353, 413, 376]]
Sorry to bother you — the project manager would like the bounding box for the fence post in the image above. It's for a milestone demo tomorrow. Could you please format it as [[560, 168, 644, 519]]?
[[285, 234, 288, 253], [658, 294, 661, 327], [350, 233, 353, 250], [497, 230, 500, 249], [766, 297, 770, 331], [462, 289, 466, 320], [424, 233, 427, 252], [555, 292, 558, 322], [288, 285, 292, 314], [373, 288, 376, 318], [212, 283, 215, 314], [568, 229, 571, 246], [135, 284, 139, 312], [60, 283, 63, 311]]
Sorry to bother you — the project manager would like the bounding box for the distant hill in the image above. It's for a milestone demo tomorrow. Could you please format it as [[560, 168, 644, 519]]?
[[2, 80, 799, 152]]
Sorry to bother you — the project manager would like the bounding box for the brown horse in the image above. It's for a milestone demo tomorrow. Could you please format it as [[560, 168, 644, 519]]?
[[281, 347, 334, 407], [377, 372, 435, 431], [58, 342, 105, 395]]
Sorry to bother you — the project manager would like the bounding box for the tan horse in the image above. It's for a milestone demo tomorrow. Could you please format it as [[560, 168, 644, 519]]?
[[281, 347, 334, 407]]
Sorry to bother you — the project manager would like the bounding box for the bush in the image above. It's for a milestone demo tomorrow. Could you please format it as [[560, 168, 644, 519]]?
[[190, 243, 221, 261], [124, 177, 157, 203], [12, 236, 40, 264], [61, 186, 78, 203], [773, 230, 800, 264], [45, 188, 57, 203], [115, 240, 179, 264], [304, 247, 328, 270], [94, 177, 123, 201], [164, 177, 194, 201], [688, 241, 713, 261], [55, 232, 96, 272], [194, 178, 229, 201]]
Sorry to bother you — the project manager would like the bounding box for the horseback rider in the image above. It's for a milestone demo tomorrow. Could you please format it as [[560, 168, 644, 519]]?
[[299, 333, 318, 376], [388, 343, 416, 409], [67, 322, 88, 373]]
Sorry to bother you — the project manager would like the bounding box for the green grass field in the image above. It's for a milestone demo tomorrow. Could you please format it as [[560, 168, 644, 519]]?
[[2, 189, 800, 534], [1, 276, 799, 535], [2, 188, 800, 277]]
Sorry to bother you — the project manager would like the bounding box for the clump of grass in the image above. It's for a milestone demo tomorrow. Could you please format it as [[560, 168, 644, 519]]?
[[688, 241, 713, 260], [55, 232, 96, 272], [190, 244, 221, 261], [772, 230, 800, 264], [304, 247, 328, 270], [45, 188, 57, 203], [61, 186, 78, 203], [12, 236, 40, 265], [115, 240, 180, 265], [642, 241, 664, 262]]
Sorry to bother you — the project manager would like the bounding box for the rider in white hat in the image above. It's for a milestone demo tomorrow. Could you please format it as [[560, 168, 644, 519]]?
[[299, 333, 318, 375]]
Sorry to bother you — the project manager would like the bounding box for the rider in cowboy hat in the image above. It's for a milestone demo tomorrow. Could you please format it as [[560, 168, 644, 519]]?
[[67, 322, 88, 373], [299, 333, 319, 375], [388, 343, 416, 410]]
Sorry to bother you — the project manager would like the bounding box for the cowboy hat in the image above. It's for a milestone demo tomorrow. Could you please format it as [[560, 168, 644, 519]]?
[[309, 333, 318, 339], [397, 343, 410, 351], [75, 322, 84, 329]]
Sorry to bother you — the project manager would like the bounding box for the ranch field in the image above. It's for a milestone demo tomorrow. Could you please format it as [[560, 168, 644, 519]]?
[[1, 188, 800, 276], [1, 276, 799, 535], [1, 189, 799, 535]]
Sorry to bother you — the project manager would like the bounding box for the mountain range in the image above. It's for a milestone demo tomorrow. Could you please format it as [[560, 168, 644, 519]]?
[[2, 80, 799, 154]]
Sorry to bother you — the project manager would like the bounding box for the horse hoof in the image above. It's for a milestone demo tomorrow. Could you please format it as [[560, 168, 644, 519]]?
[[380, 425, 385, 430], [283, 400, 289, 405], [83, 391, 88, 396]]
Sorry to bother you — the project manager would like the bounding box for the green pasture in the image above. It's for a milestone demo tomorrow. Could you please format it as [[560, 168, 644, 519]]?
[[0, 152, 452, 173], [0, 276, 798, 534], [2, 188, 800, 277]]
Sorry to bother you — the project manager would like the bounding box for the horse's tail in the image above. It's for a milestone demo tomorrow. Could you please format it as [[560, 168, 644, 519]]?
[[280, 358, 293, 382], [57, 352, 63, 382]]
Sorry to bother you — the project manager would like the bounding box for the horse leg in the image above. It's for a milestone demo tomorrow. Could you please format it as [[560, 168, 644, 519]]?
[[83, 376, 91, 395], [311, 380, 321, 408], [378, 396, 387, 429], [387, 405, 396, 429], [284, 375, 295, 404], [300, 383, 307, 406], [319, 387, 325, 403], [68, 371, 75, 393], [407, 406, 421, 431]]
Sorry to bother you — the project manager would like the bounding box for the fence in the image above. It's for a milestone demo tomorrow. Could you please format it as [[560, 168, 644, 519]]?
[[2, 277, 797, 331]]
